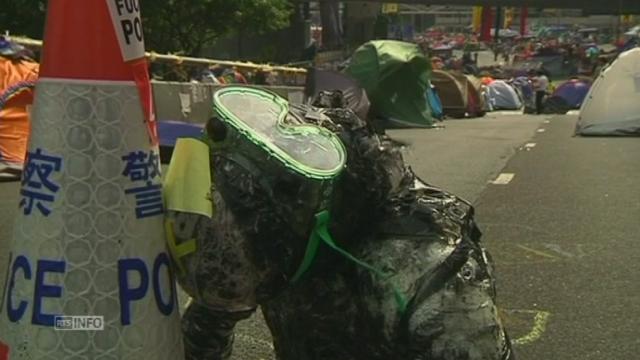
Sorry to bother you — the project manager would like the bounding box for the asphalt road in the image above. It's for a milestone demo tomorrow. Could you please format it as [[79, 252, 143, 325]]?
[[475, 115, 640, 359], [389, 113, 548, 202], [8, 112, 638, 359]]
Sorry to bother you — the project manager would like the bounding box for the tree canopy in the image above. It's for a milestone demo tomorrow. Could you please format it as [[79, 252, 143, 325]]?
[[0, 0, 47, 40], [1, 0, 292, 56], [141, 0, 292, 55]]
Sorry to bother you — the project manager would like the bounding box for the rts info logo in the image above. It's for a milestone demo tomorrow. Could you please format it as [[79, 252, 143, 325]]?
[[54, 316, 104, 331]]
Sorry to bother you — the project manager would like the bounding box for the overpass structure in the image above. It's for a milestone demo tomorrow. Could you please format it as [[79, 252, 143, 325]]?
[[316, 0, 640, 15]]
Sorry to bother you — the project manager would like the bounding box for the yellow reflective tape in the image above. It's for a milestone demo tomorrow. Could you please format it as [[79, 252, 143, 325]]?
[[514, 311, 551, 346]]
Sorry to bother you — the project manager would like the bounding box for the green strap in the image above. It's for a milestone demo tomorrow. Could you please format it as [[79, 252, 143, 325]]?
[[290, 211, 408, 314]]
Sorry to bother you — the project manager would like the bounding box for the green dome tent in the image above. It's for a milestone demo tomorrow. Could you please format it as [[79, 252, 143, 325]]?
[[345, 40, 434, 128]]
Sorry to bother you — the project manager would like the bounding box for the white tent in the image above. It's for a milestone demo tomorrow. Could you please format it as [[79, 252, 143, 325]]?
[[487, 80, 523, 110], [624, 25, 640, 37], [575, 48, 640, 136]]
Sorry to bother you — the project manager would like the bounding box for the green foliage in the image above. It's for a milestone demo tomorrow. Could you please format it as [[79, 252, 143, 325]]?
[[1, 0, 292, 56], [140, 0, 293, 55], [0, 0, 47, 39]]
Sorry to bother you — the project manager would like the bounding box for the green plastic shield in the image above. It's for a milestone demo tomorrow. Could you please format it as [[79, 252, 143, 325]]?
[[213, 86, 346, 180]]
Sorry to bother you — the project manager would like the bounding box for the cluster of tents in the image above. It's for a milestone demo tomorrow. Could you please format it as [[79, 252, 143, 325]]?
[[429, 71, 531, 118], [428, 68, 599, 119], [306, 40, 600, 129], [345, 40, 540, 126], [306, 39, 640, 136], [4, 40, 636, 178], [306, 40, 515, 129], [154, 42, 640, 141]]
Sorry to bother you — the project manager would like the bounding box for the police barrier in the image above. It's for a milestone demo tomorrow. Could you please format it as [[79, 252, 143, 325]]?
[[0, 1, 184, 359], [152, 81, 305, 125]]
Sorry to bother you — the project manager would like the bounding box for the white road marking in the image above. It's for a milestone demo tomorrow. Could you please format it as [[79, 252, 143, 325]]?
[[524, 143, 536, 150], [503, 309, 552, 346], [543, 120, 550, 124], [491, 173, 515, 185], [566, 110, 580, 115], [537, 128, 546, 133], [493, 110, 525, 116]]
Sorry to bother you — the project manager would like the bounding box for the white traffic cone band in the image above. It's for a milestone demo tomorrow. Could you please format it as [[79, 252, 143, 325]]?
[[0, 78, 184, 359]]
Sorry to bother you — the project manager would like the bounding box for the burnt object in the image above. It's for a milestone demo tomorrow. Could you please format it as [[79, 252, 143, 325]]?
[[175, 89, 514, 360]]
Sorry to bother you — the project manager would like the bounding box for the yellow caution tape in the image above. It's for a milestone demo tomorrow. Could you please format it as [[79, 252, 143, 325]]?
[[164, 219, 197, 275]]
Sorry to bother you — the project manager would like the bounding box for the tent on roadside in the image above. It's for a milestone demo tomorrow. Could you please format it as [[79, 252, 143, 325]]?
[[345, 40, 434, 128], [552, 79, 591, 109], [431, 70, 484, 118], [576, 48, 640, 136], [511, 76, 536, 113], [0, 55, 39, 180], [625, 25, 640, 37], [465, 74, 488, 113], [487, 80, 523, 110]]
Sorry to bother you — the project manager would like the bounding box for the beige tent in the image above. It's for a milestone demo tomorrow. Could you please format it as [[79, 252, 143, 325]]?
[[431, 70, 485, 118], [576, 48, 640, 136], [465, 74, 488, 113]]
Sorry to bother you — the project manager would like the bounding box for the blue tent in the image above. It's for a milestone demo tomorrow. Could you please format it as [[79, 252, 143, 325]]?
[[426, 85, 443, 120], [553, 79, 591, 109]]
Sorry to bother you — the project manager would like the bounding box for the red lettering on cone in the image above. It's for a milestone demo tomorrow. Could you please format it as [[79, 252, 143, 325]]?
[[0, 341, 9, 360]]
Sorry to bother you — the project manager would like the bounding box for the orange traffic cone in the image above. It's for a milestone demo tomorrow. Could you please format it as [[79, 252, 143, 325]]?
[[0, 1, 184, 359]]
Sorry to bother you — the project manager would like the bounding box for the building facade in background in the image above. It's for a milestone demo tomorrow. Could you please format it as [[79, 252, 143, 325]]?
[[391, 5, 633, 34]]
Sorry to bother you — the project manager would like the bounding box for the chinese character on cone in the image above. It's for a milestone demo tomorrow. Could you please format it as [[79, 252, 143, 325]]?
[[0, 1, 184, 358]]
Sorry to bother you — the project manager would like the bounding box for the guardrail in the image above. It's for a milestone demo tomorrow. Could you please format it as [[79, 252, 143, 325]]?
[[9, 36, 308, 74], [152, 81, 305, 124], [7, 36, 307, 124]]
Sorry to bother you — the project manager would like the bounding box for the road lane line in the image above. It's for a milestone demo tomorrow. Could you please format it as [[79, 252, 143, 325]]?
[[494, 110, 525, 116], [491, 173, 515, 185], [516, 244, 560, 260], [514, 311, 551, 346], [524, 143, 536, 150], [537, 128, 546, 133]]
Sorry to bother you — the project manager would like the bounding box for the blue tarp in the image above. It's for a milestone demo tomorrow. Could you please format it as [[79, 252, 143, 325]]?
[[158, 120, 204, 147], [426, 85, 443, 120]]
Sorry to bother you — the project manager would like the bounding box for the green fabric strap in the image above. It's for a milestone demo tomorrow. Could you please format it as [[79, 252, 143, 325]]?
[[290, 211, 408, 314], [289, 214, 324, 284]]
